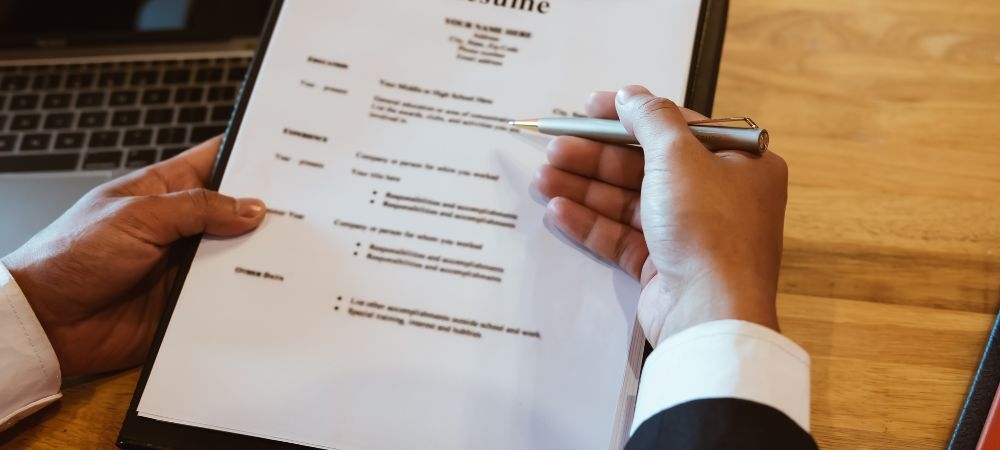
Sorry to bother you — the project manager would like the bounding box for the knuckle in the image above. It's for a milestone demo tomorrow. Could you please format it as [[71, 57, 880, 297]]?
[[112, 197, 161, 234], [533, 165, 558, 197], [634, 96, 677, 117], [620, 197, 640, 223], [116, 195, 153, 215], [185, 188, 215, 211], [83, 184, 116, 202], [612, 226, 632, 261]]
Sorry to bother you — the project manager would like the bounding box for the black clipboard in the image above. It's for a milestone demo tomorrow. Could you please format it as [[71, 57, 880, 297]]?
[[116, 1, 730, 448], [949, 310, 1000, 449]]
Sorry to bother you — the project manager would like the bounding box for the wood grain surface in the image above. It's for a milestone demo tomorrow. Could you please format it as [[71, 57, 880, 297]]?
[[3, 0, 999, 448]]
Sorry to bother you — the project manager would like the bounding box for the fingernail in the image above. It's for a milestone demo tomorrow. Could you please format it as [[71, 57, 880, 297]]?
[[237, 198, 265, 218], [616, 85, 652, 105]]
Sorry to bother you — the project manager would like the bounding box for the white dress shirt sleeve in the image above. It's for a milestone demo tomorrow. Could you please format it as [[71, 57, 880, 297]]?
[[0, 261, 61, 432], [630, 319, 811, 435]]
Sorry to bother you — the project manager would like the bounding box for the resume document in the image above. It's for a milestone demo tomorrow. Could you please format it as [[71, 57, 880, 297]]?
[[137, 1, 701, 449]]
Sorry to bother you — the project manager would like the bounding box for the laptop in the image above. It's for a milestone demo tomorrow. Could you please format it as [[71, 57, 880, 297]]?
[[0, 0, 272, 255]]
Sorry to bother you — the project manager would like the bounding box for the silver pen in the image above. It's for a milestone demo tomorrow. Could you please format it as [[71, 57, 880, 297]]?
[[508, 117, 769, 155]]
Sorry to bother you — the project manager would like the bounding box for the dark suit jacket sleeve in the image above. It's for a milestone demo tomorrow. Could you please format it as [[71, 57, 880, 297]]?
[[626, 398, 818, 450], [625, 320, 814, 450]]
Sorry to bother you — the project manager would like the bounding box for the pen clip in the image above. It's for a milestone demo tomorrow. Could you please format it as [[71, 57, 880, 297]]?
[[687, 117, 759, 129]]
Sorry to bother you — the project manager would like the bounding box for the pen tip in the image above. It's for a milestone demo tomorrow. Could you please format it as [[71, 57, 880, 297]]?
[[509, 119, 539, 130]]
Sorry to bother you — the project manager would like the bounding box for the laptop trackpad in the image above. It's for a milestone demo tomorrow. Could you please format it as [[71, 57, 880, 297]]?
[[0, 173, 113, 256]]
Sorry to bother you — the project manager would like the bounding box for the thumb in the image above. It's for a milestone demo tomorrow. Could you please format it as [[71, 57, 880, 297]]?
[[133, 188, 267, 245], [614, 85, 706, 167]]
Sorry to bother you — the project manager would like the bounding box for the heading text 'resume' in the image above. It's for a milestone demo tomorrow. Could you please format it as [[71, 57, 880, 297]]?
[[468, 0, 551, 14]]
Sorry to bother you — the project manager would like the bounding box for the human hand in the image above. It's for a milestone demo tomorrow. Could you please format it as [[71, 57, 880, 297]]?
[[1, 137, 266, 375], [533, 86, 788, 346]]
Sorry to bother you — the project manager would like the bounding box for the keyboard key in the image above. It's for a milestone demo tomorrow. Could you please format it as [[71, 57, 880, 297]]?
[[145, 108, 174, 125], [32, 74, 62, 90], [178, 106, 208, 124], [160, 147, 187, 161], [126, 149, 157, 168], [19, 133, 51, 151], [109, 90, 138, 106], [0, 95, 7, 109], [83, 151, 123, 170], [0, 75, 29, 91], [191, 125, 226, 142], [195, 68, 223, 83], [42, 93, 72, 109], [0, 114, 6, 129], [163, 69, 192, 84], [55, 132, 85, 149], [78, 111, 108, 128], [210, 105, 233, 122], [75, 92, 105, 108], [10, 94, 39, 110], [44, 112, 74, 129], [130, 70, 159, 86], [112, 110, 141, 127], [207, 86, 236, 102], [0, 153, 78, 173], [123, 129, 153, 146], [88, 130, 120, 148], [11, 114, 41, 130], [141, 88, 170, 105], [156, 127, 187, 145], [174, 87, 203, 103], [65, 73, 94, 88], [227, 66, 248, 82], [97, 71, 126, 87], [0, 135, 16, 152]]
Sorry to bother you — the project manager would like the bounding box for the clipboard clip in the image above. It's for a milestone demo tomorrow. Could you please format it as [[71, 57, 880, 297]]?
[[685, 117, 768, 154], [686, 117, 759, 129]]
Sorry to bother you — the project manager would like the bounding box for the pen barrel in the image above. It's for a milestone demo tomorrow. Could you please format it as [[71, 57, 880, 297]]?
[[538, 118, 638, 145], [537, 118, 768, 154]]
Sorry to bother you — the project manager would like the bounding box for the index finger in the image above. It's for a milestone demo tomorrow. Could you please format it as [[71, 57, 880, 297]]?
[[104, 136, 223, 196], [162, 135, 224, 186]]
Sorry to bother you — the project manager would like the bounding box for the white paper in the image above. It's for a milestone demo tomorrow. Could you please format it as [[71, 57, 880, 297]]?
[[137, 1, 701, 449]]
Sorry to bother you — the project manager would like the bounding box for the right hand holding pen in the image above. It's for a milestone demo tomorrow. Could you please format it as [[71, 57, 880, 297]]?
[[532, 85, 789, 346]]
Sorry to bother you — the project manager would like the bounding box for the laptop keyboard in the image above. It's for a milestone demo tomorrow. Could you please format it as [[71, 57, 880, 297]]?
[[0, 56, 250, 174]]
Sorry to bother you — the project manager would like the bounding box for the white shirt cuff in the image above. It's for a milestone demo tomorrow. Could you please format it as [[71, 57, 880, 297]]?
[[0, 261, 61, 432], [630, 319, 810, 435]]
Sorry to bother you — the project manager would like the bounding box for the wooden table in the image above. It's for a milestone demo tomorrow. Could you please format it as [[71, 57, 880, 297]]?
[[3, 1, 1000, 448]]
